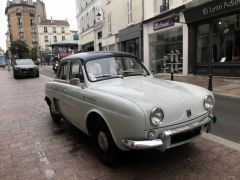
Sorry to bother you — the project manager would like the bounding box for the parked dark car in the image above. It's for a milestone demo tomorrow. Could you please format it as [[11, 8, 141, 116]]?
[[12, 59, 39, 79]]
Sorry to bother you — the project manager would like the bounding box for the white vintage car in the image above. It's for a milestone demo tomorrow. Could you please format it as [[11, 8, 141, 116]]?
[[45, 52, 216, 165]]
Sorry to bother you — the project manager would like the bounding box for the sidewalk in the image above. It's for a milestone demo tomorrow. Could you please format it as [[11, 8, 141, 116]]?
[[155, 74, 240, 98]]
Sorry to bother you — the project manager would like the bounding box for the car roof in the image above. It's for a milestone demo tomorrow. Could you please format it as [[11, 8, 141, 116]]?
[[62, 51, 139, 63]]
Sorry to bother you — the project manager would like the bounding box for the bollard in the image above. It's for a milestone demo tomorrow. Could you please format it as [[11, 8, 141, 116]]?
[[208, 74, 213, 91], [171, 72, 174, 81]]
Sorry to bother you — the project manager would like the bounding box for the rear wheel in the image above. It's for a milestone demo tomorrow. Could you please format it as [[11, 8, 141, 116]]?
[[49, 104, 61, 123], [93, 120, 120, 166], [13, 72, 18, 79]]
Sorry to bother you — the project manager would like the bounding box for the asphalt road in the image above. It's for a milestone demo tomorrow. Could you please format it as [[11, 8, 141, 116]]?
[[39, 66, 240, 144], [212, 95, 240, 144], [39, 65, 56, 78]]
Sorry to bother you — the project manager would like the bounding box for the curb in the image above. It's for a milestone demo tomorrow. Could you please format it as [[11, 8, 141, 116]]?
[[203, 133, 240, 152]]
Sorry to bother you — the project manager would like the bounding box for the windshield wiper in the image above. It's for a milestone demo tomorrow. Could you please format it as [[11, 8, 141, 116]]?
[[94, 74, 123, 79]]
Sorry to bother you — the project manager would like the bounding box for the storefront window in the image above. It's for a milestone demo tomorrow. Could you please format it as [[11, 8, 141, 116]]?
[[197, 24, 209, 64], [122, 38, 139, 58], [149, 27, 183, 74], [213, 14, 240, 63]]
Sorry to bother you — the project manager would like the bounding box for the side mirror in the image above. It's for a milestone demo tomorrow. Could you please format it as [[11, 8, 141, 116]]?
[[69, 78, 80, 86]]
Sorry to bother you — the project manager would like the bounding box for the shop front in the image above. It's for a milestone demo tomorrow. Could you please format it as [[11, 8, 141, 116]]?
[[119, 23, 143, 60], [184, 0, 240, 76], [80, 29, 95, 52], [143, 6, 188, 75]]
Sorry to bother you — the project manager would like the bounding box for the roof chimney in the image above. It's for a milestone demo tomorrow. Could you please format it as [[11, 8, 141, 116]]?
[[51, 16, 53, 23]]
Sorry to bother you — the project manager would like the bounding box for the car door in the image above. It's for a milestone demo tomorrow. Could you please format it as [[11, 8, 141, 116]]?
[[62, 59, 88, 129], [53, 61, 74, 122]]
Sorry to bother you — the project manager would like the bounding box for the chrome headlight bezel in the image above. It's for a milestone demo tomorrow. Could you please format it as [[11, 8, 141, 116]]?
[[150, 107, 164, 127], [204, 95, 214, 111]]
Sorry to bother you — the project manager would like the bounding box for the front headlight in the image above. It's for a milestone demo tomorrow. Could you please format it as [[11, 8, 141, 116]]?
[[204, 95, 214, 111], [150, 108, 164, 126]]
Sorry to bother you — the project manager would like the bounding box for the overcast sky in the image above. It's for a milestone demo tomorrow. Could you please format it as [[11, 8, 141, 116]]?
[[0, 0, 77, 51]]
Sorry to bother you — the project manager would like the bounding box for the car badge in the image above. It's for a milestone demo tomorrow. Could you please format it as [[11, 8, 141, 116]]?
[[186, 110, 192, 117]]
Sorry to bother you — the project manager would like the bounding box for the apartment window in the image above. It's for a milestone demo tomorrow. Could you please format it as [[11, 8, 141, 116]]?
[[62, 36, 65, 41], [97, 31, 102, 39], [44, 27, 48, 33], [30, 19, 35, 26], [53, 27, 56, 33], [127, 0, 133, 24], [61, 27, 65, 33], [18, 18, 22, 25], [29, 9, 35, 17], [16, 8, 21, 16], [53, 36, 57, 42], [19, 34, 24, 40], [107, 14, 112, 35], [45, 36, 49, 42]]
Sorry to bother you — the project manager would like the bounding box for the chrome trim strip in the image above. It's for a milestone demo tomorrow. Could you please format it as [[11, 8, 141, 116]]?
[[122, 139, 163, 150]]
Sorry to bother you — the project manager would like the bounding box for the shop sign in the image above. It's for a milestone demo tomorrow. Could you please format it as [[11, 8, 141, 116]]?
[[184, 0, 240, 23], [202, 0, 240, 16], [153, 16, 175, 31]]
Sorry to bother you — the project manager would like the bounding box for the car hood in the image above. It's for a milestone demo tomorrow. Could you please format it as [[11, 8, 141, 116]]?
[[14, 65, 37, 68], [90, 76, 212, 128]]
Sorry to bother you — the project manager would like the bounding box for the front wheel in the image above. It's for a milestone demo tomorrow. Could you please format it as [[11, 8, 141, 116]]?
[[49, 104, 61, 123], [93, 121, 120, 166]]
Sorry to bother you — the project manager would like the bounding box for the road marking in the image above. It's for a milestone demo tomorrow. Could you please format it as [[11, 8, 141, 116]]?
[[203, 133, 240, 152], [35, 141, 55, 179]]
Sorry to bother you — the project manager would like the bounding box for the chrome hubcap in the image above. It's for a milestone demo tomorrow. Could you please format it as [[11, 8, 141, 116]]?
[[98, 131, 108, 152]]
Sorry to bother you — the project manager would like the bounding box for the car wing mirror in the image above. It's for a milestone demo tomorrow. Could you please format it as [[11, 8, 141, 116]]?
[[69, 78, 80, 86]]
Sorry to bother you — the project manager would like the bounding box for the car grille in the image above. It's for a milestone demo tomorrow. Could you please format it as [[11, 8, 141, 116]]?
[[170, 126, 201, 145], [21, 68, 34, 74]]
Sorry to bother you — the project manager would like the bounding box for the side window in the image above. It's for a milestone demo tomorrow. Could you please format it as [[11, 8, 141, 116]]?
[[57, 62, 68, 80], [69, 61, 84, 82]]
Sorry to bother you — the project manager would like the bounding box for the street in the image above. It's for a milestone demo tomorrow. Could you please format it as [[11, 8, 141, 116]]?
[[40, 66, 240, 144], [213, 95, 240, 144]]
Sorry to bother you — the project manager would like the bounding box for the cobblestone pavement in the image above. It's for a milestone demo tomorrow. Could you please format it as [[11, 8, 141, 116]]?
[[0, 69, 240, 180]]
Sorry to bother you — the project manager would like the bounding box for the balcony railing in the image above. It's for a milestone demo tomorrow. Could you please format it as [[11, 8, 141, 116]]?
[[160, 3, 169, 13]]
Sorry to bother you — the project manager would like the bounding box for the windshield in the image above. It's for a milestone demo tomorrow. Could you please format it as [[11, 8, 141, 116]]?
[[85, 56, 150, 82], [0, 56, 6, 65], [15, 59, 34, 66]]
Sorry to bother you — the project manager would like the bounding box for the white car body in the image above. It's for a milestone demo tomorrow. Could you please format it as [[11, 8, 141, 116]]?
[[45, 52, 216, 153]]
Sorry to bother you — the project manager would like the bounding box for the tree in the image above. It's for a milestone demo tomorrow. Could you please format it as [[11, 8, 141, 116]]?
[[4, 50, 9, 59], [29, 47, 39, 62], [10, 40, 29, 59]]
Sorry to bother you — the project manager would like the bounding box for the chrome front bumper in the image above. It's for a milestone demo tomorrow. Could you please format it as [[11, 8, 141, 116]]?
[[122, 115, 216, 151]]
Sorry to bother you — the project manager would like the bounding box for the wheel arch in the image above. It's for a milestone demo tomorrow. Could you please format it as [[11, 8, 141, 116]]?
[[86, 110, 110, 136]]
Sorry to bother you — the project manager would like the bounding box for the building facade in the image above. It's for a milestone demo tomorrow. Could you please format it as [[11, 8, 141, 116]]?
[[184, 0, 240, 76], [76, 0, 102, 52], [5, 0, 46, 48], [143, 0, 192, 75], [38, 19, 71, 52], [101, 0, 143, 59]]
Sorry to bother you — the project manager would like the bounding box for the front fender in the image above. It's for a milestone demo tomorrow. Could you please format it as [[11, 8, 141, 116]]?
[[83, 91, 146, 150]]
